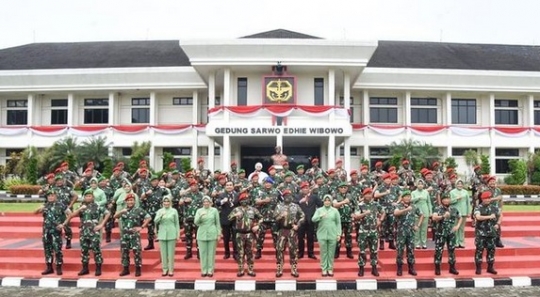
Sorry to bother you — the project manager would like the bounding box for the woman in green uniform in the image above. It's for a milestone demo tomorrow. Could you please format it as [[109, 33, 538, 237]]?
[[411, 180, 432, 249], [154, 195, 180, 276], [312, 194, 341, 277], [195, 196, 221, 277]]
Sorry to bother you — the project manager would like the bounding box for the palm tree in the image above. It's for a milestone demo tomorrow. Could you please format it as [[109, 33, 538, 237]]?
[[463, 149, 479, 176], [388, 139, 441, 170], [49, 136, 80, 170], [78, 136, 109, 170]]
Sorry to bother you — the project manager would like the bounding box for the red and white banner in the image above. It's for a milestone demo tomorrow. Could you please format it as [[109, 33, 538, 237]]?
[[353, 125, 537, 137], [208, 105, 349, 118], [0, 125, 206, 137]]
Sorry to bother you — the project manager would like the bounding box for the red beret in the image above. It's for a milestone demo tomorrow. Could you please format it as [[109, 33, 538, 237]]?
[[268, 166, 275, 172], [197, 158, 204, 164], [61, 161, 68, 167], [238, 192, 249, 201], [168, 162, 176, 168], [327, 168, 335, 174], [382, 173, 391, 180], [420, 168, 428, 174], [282, 189, 292, 196], [480, 191, 492, 200], [449, 174, 457, 179], [87, 161, 94, 166], [185, 171, 193, 178], [423, 170, 433, 177], [311, 158, 319, 164], [432, 162, 440, 167], [336, 159, 343, 164], [388, 166, 396, 172], [361, 165, 368, 171], [391, 174, 399, 180], [402, 160, 409, 165], [300, 182, 310, 189], [231, 161, 237, 166], [251, 173, 259, 179], [189, 180, 198, 186], [46, 173, 55, 180], [113, 167, 121, 173], [218, 174, 227, 181], [350, 170, 358, 176], [363, 188, 373, 195], [139, 168, 147, 174], [487, 176, 496, 183], [84, 168, 92, 173], [446, 167, 454, 173], [139, 160, 147, 165], [116, 162, 124, 166], [474, 165, 481, 171], [375, 161, 383, 167], [54, 168, 62, 173], [125, 193, 135, 201]]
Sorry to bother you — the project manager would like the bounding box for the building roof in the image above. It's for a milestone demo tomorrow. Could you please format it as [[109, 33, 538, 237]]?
[[240, 29, 322, 39], [0, 40, 190, 70], [368, 40, 540, 72]]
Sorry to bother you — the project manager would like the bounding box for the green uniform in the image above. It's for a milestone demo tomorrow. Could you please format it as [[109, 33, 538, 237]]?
[[273, 201, 305, 275], [433, 205, 460, 265], [229, 205, 263, 275], [333, 192, 355, 254], [119, 206, 151, 268], [376, 184, 399, 244], [355, 200, 383, 268], [474, 204, 500, 265], [52, 185, 74, 242], [411, 188, 432, 247], [450, 188, 470, 247], [395, 202, 422, 265], [182, 191, 203, 255], [195, 206, 221, 275], [312, 205, 341, 273], [155, 207, 180, 274], [42, 201, 68, 265], [78, 202, 109, 265], [255, 188, 279, 251]]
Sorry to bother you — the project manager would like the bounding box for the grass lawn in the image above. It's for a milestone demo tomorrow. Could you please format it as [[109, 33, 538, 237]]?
[[1, 202, 540, 213]]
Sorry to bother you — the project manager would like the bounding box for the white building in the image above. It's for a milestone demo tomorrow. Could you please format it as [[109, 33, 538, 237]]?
[[0, 29, 539, 178]]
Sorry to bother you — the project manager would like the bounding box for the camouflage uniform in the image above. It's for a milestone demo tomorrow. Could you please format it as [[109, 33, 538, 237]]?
[[273, 201, 305, 276], [488, 186, 504, 246], [433, 205, 460, 265], [376, 183, 398, 247], [355, 200, 383, 269], [182, 191, 203, 257], [333, 191, 355, 258], [61, 170, 78, 188], [42, 201, 68, 266], [53, 185, 74, 243], [255, 187, 279, 253], [228, 205, 262, 275], [142, 185, 167, 243], [79, 202, 109, 266], [101, 185, 116, 241], [395, 203, 422, 266], [119, 206, 150, 269], [474, 203, 500, 266]]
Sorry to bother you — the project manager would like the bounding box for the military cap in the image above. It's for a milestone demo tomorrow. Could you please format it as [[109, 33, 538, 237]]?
[[46, 189, 57, 196], [362, 188, 373, 195], [284, 171, 294, 178], [125, 193, 135, 201], [54, 175, 63, 181], [264, 177, 274, 184], [296, 164, 304, 170], [83, 189, 94, 196], [282, 189, 292, 196], [480, 191, 492, 200], [401, 190, 411, 197], [338, 182, 348, 188], [239, 169, 246, 174], [238, 192, 249, 201]]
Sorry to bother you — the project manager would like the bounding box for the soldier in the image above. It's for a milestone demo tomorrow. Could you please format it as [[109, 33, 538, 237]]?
[[295, 181, 321, 259], [474, 191, 501, 275], [228, 161, 239, 183], [332, 182, 355, 259], [294, 165, 309, 184], [353, 188, 385, 277], [234, 169, 249, 193], [86, 161, 102, 178], [228, 192, 263, 277], [375, 173, 397, 250], [101, 177, 116, 243], [486, 176, 504, 248], [278, 171, 298, 195], [371, 161, 387, 185], [273, 189, 305, 277], [181, 179, 204, 259], [254, 177, 279, 259], [115, 193, 151, 277], [59, 161, 78, 188], [432, 193, 461, 275], [398, 160, 415, 187], [62, 189, 110, 276], [141, 176, 166, 250], [109, 167, 125, 190], [37, 174, 56, 197], [52, 175, 78, 249], [394, 190, 424, 276], [334, 159, 348, 181], [35, 190, 71, 275], [469, 165, 483, 227], [306, 158, 325, 183]]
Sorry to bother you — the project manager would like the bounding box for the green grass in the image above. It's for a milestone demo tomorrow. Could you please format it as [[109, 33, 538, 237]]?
[[503, 204, 540, 211]]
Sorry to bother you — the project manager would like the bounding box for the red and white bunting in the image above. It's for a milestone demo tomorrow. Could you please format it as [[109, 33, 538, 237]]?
[[208, 105, 349, 118], [353, 125, 538, 137]]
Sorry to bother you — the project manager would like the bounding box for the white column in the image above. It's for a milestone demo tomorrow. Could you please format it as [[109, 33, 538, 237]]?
[[191, 129, 198, 169], [328, 69, 335, 122], [445, 92, 452, 125], [363, 145, 369, 161], [208, 72, 216, 109], [108, 92, 116, 125], [67, 93, 74, 126], [149, 140, 156, 169], [192, 90, 198, 125], [233, 143, 240, 169], [320, 142, 327, 169], [208, 141, 215, 171], [489, 93, 496, 176], [149, 92, 156, 126], [223, 68, 231, 122], [344, 138, 351, 179], [405, 91, 411, 139], [328, 135, 336, 169], [488, 93, 495, 127], [363, 90, 370, 124], [222, 135, 231, 171], [343, 72, 351, 110], [27, 94, 34, 126], [528, 95, 535, 127], [276, 135, 283, 152]]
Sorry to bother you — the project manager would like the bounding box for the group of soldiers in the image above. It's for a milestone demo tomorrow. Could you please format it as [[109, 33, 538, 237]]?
[[36, 155, 504, 278]]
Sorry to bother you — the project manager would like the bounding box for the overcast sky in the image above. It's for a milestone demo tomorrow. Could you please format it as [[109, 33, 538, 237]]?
[[1, 0, 540, 49]]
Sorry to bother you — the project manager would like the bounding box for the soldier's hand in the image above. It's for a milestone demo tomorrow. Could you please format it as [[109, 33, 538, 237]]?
[[235, 212, 242, 219], [336, 235, 341, 241], [365, 209, 371, 215], [79, 205, 87, 211], [146, 190, 153, 195], [56, 223, 64, 231], [444, 211, 450, 219], [252, 225, 259, 233], [413, 225, 419, 231], [494, 224, 500, 230], [451, 226, 459, 233], [121, 208, 128, 214], [93, 224, 103, 232], [292, 224, 298, 231], [406, 205, 413, 211], [490, 214, 496, 219]]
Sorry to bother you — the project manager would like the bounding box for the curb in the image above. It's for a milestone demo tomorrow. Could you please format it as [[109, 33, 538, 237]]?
[[1, 276, 539, 291]]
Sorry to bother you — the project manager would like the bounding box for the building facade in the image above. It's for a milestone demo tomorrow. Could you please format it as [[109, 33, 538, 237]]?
[[1, 29, 540, 178]]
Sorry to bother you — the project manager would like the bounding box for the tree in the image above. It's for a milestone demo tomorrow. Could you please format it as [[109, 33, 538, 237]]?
[[480, 154, 491, 175], [78, 136, 108, 169], [162, 152, 174, 171], [5, 152, 21, 176], [359, 158, 370, 166], [526, 151, 540, 185], [102, 158, 114, 179], [180, 157, 191, 173], [444, 157, 458, 170], [49, 137, 79, 170], [129, 141, 152, 173], [15, 146, 39, 183], [388, 139, 441, 171], [504, 159, 527, 185], [464, 149, 479, 167]]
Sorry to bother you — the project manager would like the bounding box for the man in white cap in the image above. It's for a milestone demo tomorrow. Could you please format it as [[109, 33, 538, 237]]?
[[248, 162, 268, 184]]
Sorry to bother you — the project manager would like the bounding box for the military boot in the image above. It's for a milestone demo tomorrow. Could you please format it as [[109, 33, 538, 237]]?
[[358, 266, 364, 277], [65, 239, 71, 250], [397, 264, 403, 276], [475, 262, 482, 275], [135, 266, 142, 277], [408, 263, 417, 276], [334, 244, 340, 259], [346, 247, 354, 259], [56, 264, 63, 276], [95, 264, 102, 276], [255, 249, 262, 259], [276, 263, 283, 277], [119, 266, 130, 276], [496, 237, 505, 248], [435, 264, 441, 275], [237, 265, 245, 277], [247, 264, 256, 277], [184, 250, 192, 260], [449, 264, 459, 275], [487, 263, 498, 275], [371, 266, 379, 277], [105, 231, 111, 243], [388, 240, 396, 250], [144, 240, 154, 250], [291, 263, 299, 278], [41, 263, 54, 275], [77, 263, 89, 276], [379, 239, 385, 250]]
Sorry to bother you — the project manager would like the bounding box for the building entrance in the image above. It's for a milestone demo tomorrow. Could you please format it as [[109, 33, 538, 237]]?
[[240, 146, 320, 175]]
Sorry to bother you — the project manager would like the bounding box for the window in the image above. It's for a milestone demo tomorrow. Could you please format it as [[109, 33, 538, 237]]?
[[535, 100, 540, 125], [452, 148, 477, 156], [237, 78, 247, 106], [163, 147, 191, 156], [411, 97, 438, 124], [6, 99, 28, 125], [207, 97, 221, 106], [5, 148, 23, 157], [495, 148, 520, 174], [84, 98, 109, 124], [314, 78, 324, 105], [370, 97, 398, 123], [369, 147, 390, 156], [452, 99, 476, 124], [339, 147, 358, 156], [214, 146, 221, 156], [131, 98, 150, 124], [494, 99, 519, 125], [173, 97, 193, 105], [121, 148, 132, 157], [51, 99, 68, 125]]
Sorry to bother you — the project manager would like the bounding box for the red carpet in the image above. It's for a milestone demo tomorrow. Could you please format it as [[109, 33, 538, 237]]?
[[1, 212, 540, 281]]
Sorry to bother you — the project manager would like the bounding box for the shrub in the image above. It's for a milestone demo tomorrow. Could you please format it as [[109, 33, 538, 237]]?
[[498, 185, 540, 195], [9, 185, 42, 195], [4, 176, 27, 189], [480, 154, 491, 175], [504, 159, 527, 185]]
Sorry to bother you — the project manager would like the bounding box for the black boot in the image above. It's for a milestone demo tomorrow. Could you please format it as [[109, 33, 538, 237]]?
[[358, 266, 364, 277], [496, 237, 505, 248], [135, 266, 141, 277], [475, 262, 482, 275], [334, 244, 340, 259], [78, 263, 89, 276], [105, 231, 111, 243], [56, 264, 63, 276], [41, 263, 54, 275], [119, 266, 130, 276], [95, 264, 102, 276], [371, 266, 379, 277], [449, 263, 459, 275], [408, 263, 417, 276], [223, 251, 231, 259], [397, 264, 403, 276], [379, 239, 385, 250], [346, 248, 354, 259], [144, 240, 154, 250], [65, 239, 71, 250], [184, 250, 192, 260], [255, 249, 262, 259], [435, 264, 441, 275], [388, 240, 396, 250], [487, 263, 498, 275]]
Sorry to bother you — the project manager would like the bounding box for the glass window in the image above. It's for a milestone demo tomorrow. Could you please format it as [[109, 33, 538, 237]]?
[[495, 148, 519, 157], [451, 99, 476, 124], [495, 109, 518, 125], [411, 108, 437, 124], [314, 78, 324, 105], [495, 99, 518, 108], [7, 100, 28, 107], [411, 98, 437, 106], [84, 99, 108, 106], [5, 148, 23, 157], [173, 97, 193, 105], [131, 108, 149, 124], [237, 78, 247, 106], [84, 109, 108, 124], [214, 146, 221, 156], [51, 110, 68, 125], [370, 97, 397, 105], [452, 148, 477, 156], [132, 98, 150, 106], [51, 99, 68, 107], [121, 148, 132, 156], [535, 110, 540, 125], [7, 110, 27, 125], [163, 147, 191, 156], [370, 107, 398, 123], [369, 147, 390, 156]]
